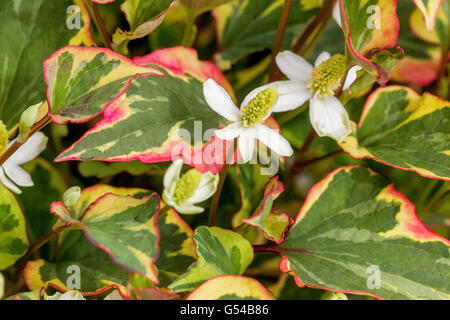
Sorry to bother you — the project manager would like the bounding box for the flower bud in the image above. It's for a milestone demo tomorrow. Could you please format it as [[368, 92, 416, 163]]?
[[63, 186, 81, 207]]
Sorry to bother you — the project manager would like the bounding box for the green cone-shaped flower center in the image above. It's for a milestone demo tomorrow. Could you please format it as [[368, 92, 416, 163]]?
[[0, 120, 8, 155], [173, 169, 202, 205], [241, 88, 278, 127], [308, 54, 346, 97]]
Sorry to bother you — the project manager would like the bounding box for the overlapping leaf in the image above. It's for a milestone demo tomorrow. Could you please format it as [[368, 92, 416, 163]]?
[[181, 0, 236, 16], [339, 0, 399, 84], [156, 206, 196, 287], [339, 86, 450, 180], [55, 47, 234, 174], [169, 226, 253, 292], [112, 0, 175, 47], [24, 231, 129, 296], [280, 166, 450, 300], [213, 0, 321, 69], [413, 0, 445, 31], [51, 192, 161, 283], [0, 0, 90, 130], [242, 176, 293, 244], [186, 275, 273, 300], [44, 46, 162, 124], [0, 184, 28, 270]]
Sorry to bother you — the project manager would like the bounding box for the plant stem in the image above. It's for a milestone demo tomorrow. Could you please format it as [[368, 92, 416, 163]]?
[[253, 243, 310, 255], [0, 114, 51, 167], [208, 140, 237, 227], [291, 149, 342, 174], [268, 0, 294, 82], [89, 1, 112, 49], [12, 224, 78, 283], [292, 0, 337, 54], [299, 128, 316, 154], [181, 8, 197, 47]]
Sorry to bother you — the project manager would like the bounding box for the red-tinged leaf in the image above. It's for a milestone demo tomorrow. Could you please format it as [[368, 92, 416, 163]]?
[[242, 176, 293, 244], [44, 46, 163, 124], [279, 166, 450, 300], [339, 0, 399, 85], [133, 288, 181, 300], [186, 275, 273, 300]]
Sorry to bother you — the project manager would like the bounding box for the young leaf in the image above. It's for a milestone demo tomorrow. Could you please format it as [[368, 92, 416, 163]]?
[[339, 0, 399, 84], [51, 193, 161, 283], [44, 46, 163, 124], [339, 86, 450, 180], [213, 0, 321, 69], [24, 231, 129, 296], [169, 226, 253, 292], [156, 206, 196, 287], [412, 0, 445, 31], [56, 47, 233, 174], [242, 176, 293, 244], [0, 0, 90, 130], [112, 0, 175, 47], [0, 184, 28, 270], [186, 275, 273, 300], [280, 166, 450, 300]]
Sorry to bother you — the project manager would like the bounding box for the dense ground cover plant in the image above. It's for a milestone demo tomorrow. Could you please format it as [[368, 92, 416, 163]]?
[[0, 0, 449, 300]]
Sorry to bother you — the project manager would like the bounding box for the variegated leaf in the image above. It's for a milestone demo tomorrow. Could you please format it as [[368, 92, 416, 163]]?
[[280, 166, 450, 300], [0, 184, 28, 270], [112, 0, 175, 47], [213, 0, 321, 69], [0, 0, 90, 130], [339, 0, 399, 84], [413, 0, 445, 31], [242, 176, 293, 244], [56, 47, 234, 174], [186, 275, 273, 300], [44, 46, 162, 124], [50, 193, 161, 283], [181, 0, 236, 16], [169, 226, 253, 292], [156, 206, 196, 287], [24, 230, 128, 296], [339, 86, 450, 180]]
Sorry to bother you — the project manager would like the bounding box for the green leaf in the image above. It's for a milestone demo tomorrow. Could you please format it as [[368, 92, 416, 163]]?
[[280, 166, 450, 300], [268, 274, 325, 300], [78, 161, 167, 178], [44, 46, 162, 124], [242, 176, 293, 244], [56, 47, 232, 174], [213, 0, 320, 69], [169, 226, 253, 292], [0, 184, 28, 270], [0, 0, 89, 130], [340, 0, 399, 84], [7, 290, 41, 300], [112, 0, 175, 47], [51, 193, 161, 283], [181, 0, 236, 16], [186, 275, 273, 300], [18, 159, 67, 243], [156, 207, 196, 287], [24, 230, 129, 296], [339, 86, 450, 180]]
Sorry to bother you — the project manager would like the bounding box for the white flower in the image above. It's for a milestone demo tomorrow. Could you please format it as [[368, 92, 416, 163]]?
[[203, 79, 304, 162], [57, 290, 86, 300], [162, 158, 219, 214], [0, 132, 48, 194], [275, 50, 361, 141]]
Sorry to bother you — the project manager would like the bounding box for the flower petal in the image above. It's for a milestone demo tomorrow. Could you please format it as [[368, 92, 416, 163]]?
[[163, 158, 183, 191], [238, 129, 256, 163], [314, 51, 331, 67], [173, 203, 205, 215], [203, 79, 241, 122], [309, 95, 352, 141], [3, 164, 33, 187], [0, 167, 21, 194], [215, 122, 243, 140], [333, 2, 342, 28], [275, 50, 313, 82], [271, 81, 313, 112], [187, 172, 219, 204], [6, 132, 48, 166], [343, 66, 363, 90], [254, 124, 293, 157]]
